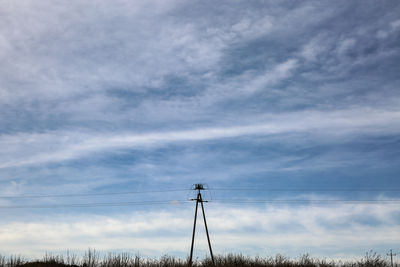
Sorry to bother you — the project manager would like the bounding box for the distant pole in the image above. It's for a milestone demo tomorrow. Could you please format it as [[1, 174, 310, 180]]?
[[189, 184, 215, 266], [387, 249, 397, 267]]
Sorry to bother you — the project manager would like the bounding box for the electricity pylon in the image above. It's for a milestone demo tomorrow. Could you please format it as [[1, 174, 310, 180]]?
[[189, 184, 214, 266]]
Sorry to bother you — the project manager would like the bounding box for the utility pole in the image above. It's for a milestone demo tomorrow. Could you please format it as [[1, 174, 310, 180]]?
[[189, 184, 215, 266], [387, 249, 397, 267]]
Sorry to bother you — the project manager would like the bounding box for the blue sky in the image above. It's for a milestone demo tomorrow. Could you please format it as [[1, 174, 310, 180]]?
[[0, 0, 400, 261]]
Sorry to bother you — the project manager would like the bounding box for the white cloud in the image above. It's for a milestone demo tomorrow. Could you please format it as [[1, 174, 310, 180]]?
[[390, 19, 400, 30], [0, 0, 225, 105], [377, 19, 400, 39], [0, 203, 399, 259], [230, 16, 275, 39], [336, 38, 356, 56], [0, 1, 281, 109], [0, 107, 399, 169], [300, 35, 328, 61], [193, 58, 299, 107], [241, 59, 298, 94]]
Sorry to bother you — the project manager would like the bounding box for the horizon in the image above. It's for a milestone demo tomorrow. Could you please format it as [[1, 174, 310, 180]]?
[[0, 247, 395, 263]]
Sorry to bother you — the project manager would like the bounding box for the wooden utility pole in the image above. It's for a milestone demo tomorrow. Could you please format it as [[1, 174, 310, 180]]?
[[189, 184, 214, 266]]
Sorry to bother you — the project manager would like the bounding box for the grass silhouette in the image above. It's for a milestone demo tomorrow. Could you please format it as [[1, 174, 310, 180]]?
[[0, 250, 396, 267]]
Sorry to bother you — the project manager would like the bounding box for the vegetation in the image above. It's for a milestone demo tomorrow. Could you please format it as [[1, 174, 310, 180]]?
[[0, 250, 396, 267]]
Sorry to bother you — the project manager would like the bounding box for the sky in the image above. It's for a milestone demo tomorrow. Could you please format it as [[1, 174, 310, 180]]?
[[0, 0, 400, 261]]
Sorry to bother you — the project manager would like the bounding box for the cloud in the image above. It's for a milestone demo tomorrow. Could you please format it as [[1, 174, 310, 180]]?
[[1, 0, 399, 131], [0, 107, 399, 169], [0, 203, 399, 259], [240, 59, 298, 94], [300, 35, 328, 62]]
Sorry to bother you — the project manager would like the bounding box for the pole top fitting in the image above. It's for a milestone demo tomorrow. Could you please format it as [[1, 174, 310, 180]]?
[[193, 184, 204, 190]]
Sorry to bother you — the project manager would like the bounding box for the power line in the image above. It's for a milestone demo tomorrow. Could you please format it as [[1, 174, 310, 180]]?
[[0, 200, 191, 209], [210, 188, 400, 192], [1, 188, 399, 209], [140, 199, 395, 204], [2, 187, 398, 199], [0, 199, 398, 209], [0, 188, 400, 199], [210, 199, 400, 204], [0, 189, 189, 199]]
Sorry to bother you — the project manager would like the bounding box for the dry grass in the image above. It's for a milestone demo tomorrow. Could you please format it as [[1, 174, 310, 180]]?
[[0, 250, 396, 267]]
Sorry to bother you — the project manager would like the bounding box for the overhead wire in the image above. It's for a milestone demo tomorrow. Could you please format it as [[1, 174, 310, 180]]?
[[0, 198, 399, 209], [0, 187, 399, 209], [2, 185, 400, 196], [2, 188, 399, 199], [210, 188, 400, 192], [210, 199, 400, 204], [0, 200, 192, 209], [0, 189, 189, 199]]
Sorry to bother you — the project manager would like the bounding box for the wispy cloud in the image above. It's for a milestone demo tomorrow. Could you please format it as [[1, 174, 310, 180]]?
[[0, 203, 399, 258], [1, 108, 399, 169]]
